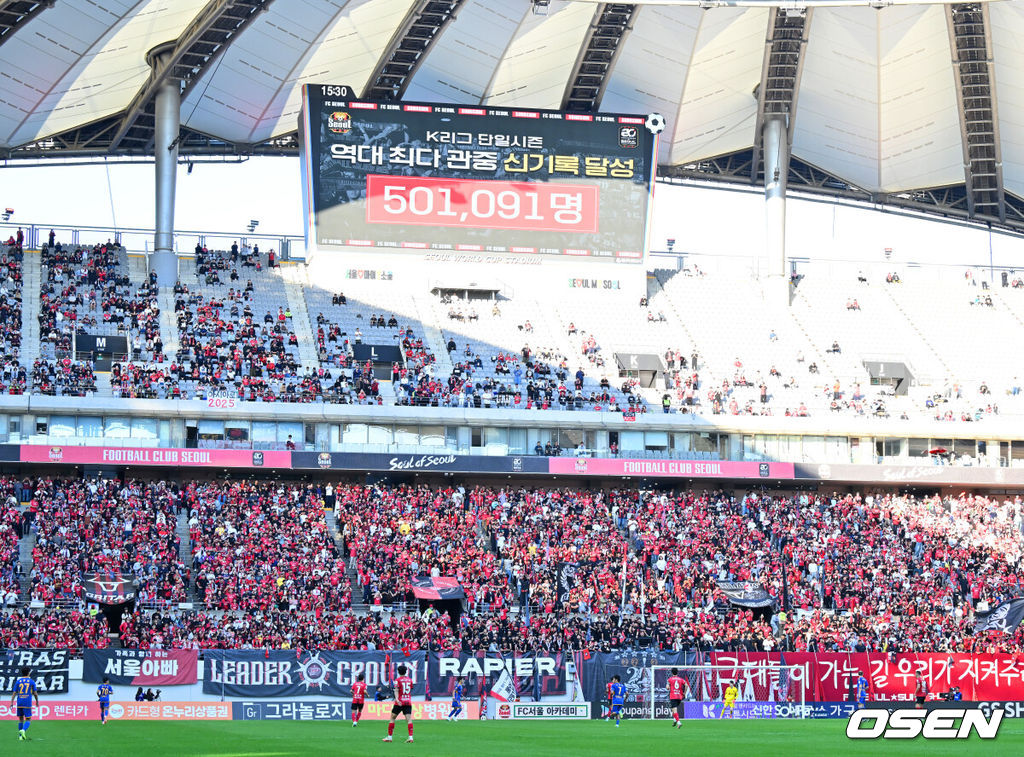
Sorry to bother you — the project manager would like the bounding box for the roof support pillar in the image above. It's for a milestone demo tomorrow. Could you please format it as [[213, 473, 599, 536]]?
[[763, 114, 789, 308], [152, 45, 180, 284]]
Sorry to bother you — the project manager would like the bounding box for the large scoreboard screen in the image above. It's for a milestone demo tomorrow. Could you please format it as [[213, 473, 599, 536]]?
[[299, 85, 659, 263]]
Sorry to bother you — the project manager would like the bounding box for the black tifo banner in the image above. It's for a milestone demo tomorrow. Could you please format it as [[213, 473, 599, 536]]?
[[0, 649, 69, 693], [580, 650, 698, 708], [300, 85, 657, 260], [427, 651, 570, 699], [204, 650, 426, 698]]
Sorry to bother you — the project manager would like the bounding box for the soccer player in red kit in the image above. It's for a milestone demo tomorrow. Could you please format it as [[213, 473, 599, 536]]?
[[383, 664, 414, 743], [351, 673, 367, 727], [914, 672, 928, 709], [667, 668, 687, 729]]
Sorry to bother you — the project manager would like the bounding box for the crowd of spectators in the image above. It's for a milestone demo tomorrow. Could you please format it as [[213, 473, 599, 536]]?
[[39, 241, 156, 356], [30, 358, 97, 396], [0, 607, 110, 651], [0, 475, 1021, 655], [29, 478, 187, 605], [186, 480, 350, 612]]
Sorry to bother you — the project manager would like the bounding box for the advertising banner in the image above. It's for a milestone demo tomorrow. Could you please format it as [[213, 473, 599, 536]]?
[[204, 650, 426, 698], [708, 651, 1024, 703], [683, 701, 777, 720], [83, 649, 199, 686], [496, 702, 590, 720], [548, 458, 794, 479], [232, 701, 351, 721], [0, 701, 231, 721], [300, 87, 657, 261], [0, 649, 68, 693], [19, 445, 290, 469], [291, 451, 546, 475], [428, 651, 569, 699]]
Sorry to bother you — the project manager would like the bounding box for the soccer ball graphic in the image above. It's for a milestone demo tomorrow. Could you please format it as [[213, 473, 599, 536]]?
[[645, 113, 666, 135]]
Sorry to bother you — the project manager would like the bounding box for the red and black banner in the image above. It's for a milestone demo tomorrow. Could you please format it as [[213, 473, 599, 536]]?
[[411, 576, 465, 601], [81, 572, 138, 605], [82, 649, 198, 686]]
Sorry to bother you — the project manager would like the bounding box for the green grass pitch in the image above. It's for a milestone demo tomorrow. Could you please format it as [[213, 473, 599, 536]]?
[[6, 719, 1024, 756]]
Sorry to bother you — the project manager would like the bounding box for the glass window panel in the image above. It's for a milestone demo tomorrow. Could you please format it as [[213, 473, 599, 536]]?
[[908, 438, 929, 457], [420, 425, 445, 447], [198, 420, 225, 436], [394, 425, 419, 445], [620, 430, 644, 451], [485, 427, 508, 446], [366, 424, 391, 444], [49, 416, 75, 437], [105, 417, 131, 438], [77, 416, 103, 438], [342, 423, 368, 445], [253, 421, 277, 442], [278, 421, 303, 444], [131, 418, 158, 440]]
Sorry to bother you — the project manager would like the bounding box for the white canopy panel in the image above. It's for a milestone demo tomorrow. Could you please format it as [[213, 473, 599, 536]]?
[[0, 0, 1023, 211], [180, 0, 418, 144], [482, 0, 594, 109], [990, 1, 1024, 200], [401, 0, 526, 103], [792, 5, 963, 193], [0, 0, 207, 147]]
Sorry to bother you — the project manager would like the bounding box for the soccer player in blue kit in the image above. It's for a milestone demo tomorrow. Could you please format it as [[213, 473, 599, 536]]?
[[97, 676, 114, 725], [856, 671, 869, 709], [447, 678, 465, 721], [10, 667, 39, 741], [608, 675, 627, 727]]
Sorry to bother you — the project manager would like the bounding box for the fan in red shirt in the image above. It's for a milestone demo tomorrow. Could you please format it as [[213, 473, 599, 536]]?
[[383, 664, 414, 743], [351, 673, 367, 727], [667, 668, 687, 729]]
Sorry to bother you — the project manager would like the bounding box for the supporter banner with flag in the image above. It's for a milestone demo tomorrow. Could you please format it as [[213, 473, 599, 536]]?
[[203, 650, 426, 698], [555, 562, 583, 606], [716, 581, 776, 608], [81, 572, 138, 605], [410, 576, 465, 601], [707, 651, 1024, 702], [974, 598, 1024, 634], [427, 651, 568, 699], [0, 649, 69, 693], [580, 650, 696, 705], [83, 649, 198, 686]]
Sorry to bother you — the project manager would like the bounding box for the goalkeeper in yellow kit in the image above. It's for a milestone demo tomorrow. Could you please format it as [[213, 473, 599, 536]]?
[[720, 682, 739, 719]]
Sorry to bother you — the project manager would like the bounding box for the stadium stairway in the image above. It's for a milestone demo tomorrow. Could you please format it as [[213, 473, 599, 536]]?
[[278, 265, 320, 372], [127, 252, 148, 283], [175, 509, 197, 601], [880, 283, 952, 382], [93, 370, 112, 397], [20, 249, 41, 367], [18, 527, 34, 601], [157, 287, 179, 358], [410, 293, 454, 377]]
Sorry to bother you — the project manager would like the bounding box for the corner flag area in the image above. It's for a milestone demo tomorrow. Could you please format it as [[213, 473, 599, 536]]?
[[10, 719, 1024, 757]]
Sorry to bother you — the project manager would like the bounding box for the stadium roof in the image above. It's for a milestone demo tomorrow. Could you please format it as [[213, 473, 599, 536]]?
[[1, 0, 1023, 231]]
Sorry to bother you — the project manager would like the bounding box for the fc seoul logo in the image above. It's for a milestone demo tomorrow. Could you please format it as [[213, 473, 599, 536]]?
[[297, 653, 333, 690], [328, 111, 352, 134]]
